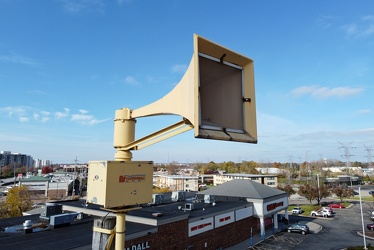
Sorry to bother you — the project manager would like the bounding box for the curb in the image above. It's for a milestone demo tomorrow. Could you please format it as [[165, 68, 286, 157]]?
[[357, 231, 374, 240]]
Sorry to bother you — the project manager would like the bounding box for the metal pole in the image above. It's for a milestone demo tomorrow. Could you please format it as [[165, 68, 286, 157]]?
[[359, 187, 367, 250], [13, 164, 16, 186], [250, 227, 253, 246], [317, 174, 320, 203], [115, 213, 126, 250], [113, 108, 134, 250]]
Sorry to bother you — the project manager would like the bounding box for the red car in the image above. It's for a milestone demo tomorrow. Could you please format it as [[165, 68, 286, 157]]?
[[367, 223, 374, 231], [327, 203, 345, 209]]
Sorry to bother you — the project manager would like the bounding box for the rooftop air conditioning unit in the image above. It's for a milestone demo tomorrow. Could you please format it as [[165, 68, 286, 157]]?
[[152, 194, 164, 205], [204, 194, 215, 204], [171, 191, 186, 202], [40, 203, 62, 218]]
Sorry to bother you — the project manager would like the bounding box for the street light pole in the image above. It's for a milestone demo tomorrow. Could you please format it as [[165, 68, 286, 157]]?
[[359, 187, 368, 250], [317, 174, 321, 203], [13, 163, 16, 186]]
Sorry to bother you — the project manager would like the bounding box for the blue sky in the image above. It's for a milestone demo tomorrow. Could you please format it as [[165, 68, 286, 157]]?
[[1, 0, 373, 165]]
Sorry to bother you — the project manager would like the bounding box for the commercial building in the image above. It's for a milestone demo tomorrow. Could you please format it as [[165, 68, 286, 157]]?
[[153, 174, 199, 191], [0, 179, 288, 249], [213, 173, 278, 187]]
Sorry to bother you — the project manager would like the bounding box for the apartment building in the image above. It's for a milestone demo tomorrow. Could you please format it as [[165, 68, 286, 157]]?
[[0, 151, 34, 169]]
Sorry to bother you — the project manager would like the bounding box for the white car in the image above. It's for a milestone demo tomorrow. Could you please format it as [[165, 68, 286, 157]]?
[[292, 207, 303, 214], [310, 209, 331, 217]]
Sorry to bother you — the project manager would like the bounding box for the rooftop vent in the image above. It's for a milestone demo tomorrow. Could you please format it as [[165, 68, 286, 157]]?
[[185, 203, 194, 211], [152, 212, 163, 217]]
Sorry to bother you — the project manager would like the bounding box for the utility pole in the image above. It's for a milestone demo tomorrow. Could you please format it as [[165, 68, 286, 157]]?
[[305, 151, 310, 184], [338, 141, 355, 169], [364, 145, 373, 168], [287, 155, 293, 184], [338, 141, 355, 185]]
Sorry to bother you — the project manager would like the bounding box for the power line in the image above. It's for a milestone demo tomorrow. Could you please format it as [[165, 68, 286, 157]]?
[[338, 141, 355, 169], [364, 145, 373, 168]]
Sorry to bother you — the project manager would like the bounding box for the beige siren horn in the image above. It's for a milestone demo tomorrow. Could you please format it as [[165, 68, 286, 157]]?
[[113, 34, 257, 160]]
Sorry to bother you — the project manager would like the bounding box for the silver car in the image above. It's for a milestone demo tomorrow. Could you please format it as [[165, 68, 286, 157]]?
[[287, 223, 309, 235]]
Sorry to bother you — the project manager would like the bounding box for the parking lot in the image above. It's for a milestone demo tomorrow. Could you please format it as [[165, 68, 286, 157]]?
[[237, 200, 374, 250], [248, 232, 306, 250]]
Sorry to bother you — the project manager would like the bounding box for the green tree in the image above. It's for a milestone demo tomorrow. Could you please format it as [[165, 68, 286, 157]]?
[[298, 184, 315, 205], [277, 184, 296, 198], [0, 201, 9, 219], [1, 165, 11, 177], [314, 184, 330, 205], [240, 161, 259, 174], [222, 161, 237, 173], [331, 186, 354, 202], [298, 183, 329, 205], [5, 186, 33, 217]]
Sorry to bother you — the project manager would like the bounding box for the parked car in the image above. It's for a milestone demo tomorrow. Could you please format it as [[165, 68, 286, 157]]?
[[321, 206, 333, 213], [370, 211, 374, 221], [292, 207, 303, 214], [367, 223, 374, 231], [369, 191, 374, 195], [327, 203, 345, 209], [310, 209, 331, 217], [287, 223, 309, 235]]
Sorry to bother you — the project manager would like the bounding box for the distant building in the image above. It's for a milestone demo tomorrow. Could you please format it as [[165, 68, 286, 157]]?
[[213, 173, 278, 187], [34, 159, 52, 168], [20, 175, 74, 199], [256, 167, 284, 175], [154, 175, 199, 191], [0, 151, 34, 169]]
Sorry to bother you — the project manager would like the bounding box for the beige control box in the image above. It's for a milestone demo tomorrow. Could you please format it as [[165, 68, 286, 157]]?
[[87, 160, 153, 208]]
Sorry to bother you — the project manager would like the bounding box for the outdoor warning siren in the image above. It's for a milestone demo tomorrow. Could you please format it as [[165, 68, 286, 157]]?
[[114, 34, 257, 158]]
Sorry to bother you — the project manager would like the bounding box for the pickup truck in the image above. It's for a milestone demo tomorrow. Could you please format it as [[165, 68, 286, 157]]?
[[310, 209, 331, 217]]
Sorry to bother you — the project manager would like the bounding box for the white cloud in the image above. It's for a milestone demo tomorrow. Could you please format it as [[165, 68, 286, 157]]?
[[0, 106, 27, 117], [316, 15, 336, 29], [124, 76, 139, 86], [172, 64, 188, 74], [71, 109, 107, 125], [0, 53, 39, 67], [71, 113, 93, 122], [357, 109, 371, 114], [1, 106, 106, 126], [41, 117, 50, 122], [59, 0, 105, 13], [291, 85, 364, 99], [341, 15, 374, 38], [55, 108, 70, 119], [19, 117, 29, 123], [78, 109, 88, 115]]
